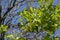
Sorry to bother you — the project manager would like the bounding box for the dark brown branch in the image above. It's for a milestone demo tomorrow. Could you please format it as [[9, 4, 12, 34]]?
[[2, 0, 26, 25], [2, 0, 16, 23], [3, 0, 16, 17], [0, 5, 2, 25], [3, 0, 26, 18]]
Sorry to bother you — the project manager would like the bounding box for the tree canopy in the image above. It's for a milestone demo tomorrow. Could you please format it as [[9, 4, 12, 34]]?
[[0, 0, 60, 40]]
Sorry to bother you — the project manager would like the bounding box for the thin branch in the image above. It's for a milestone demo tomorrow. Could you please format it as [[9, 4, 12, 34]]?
[[2, 0, 26, 24], [0, 5, 2, 24]]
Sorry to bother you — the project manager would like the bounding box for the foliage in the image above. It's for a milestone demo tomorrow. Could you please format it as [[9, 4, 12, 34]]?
[[5, 34, 26, 40], [19, 0, 60, 40], [0, 24, 8, 40], [0, 25, 7, 33], [19, 6, 60, 33]]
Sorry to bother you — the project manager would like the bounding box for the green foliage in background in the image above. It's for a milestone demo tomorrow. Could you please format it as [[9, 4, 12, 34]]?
[[0, 25, 7, 33], [19, 6, 60, 33], [19, 0, 60, 40]]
